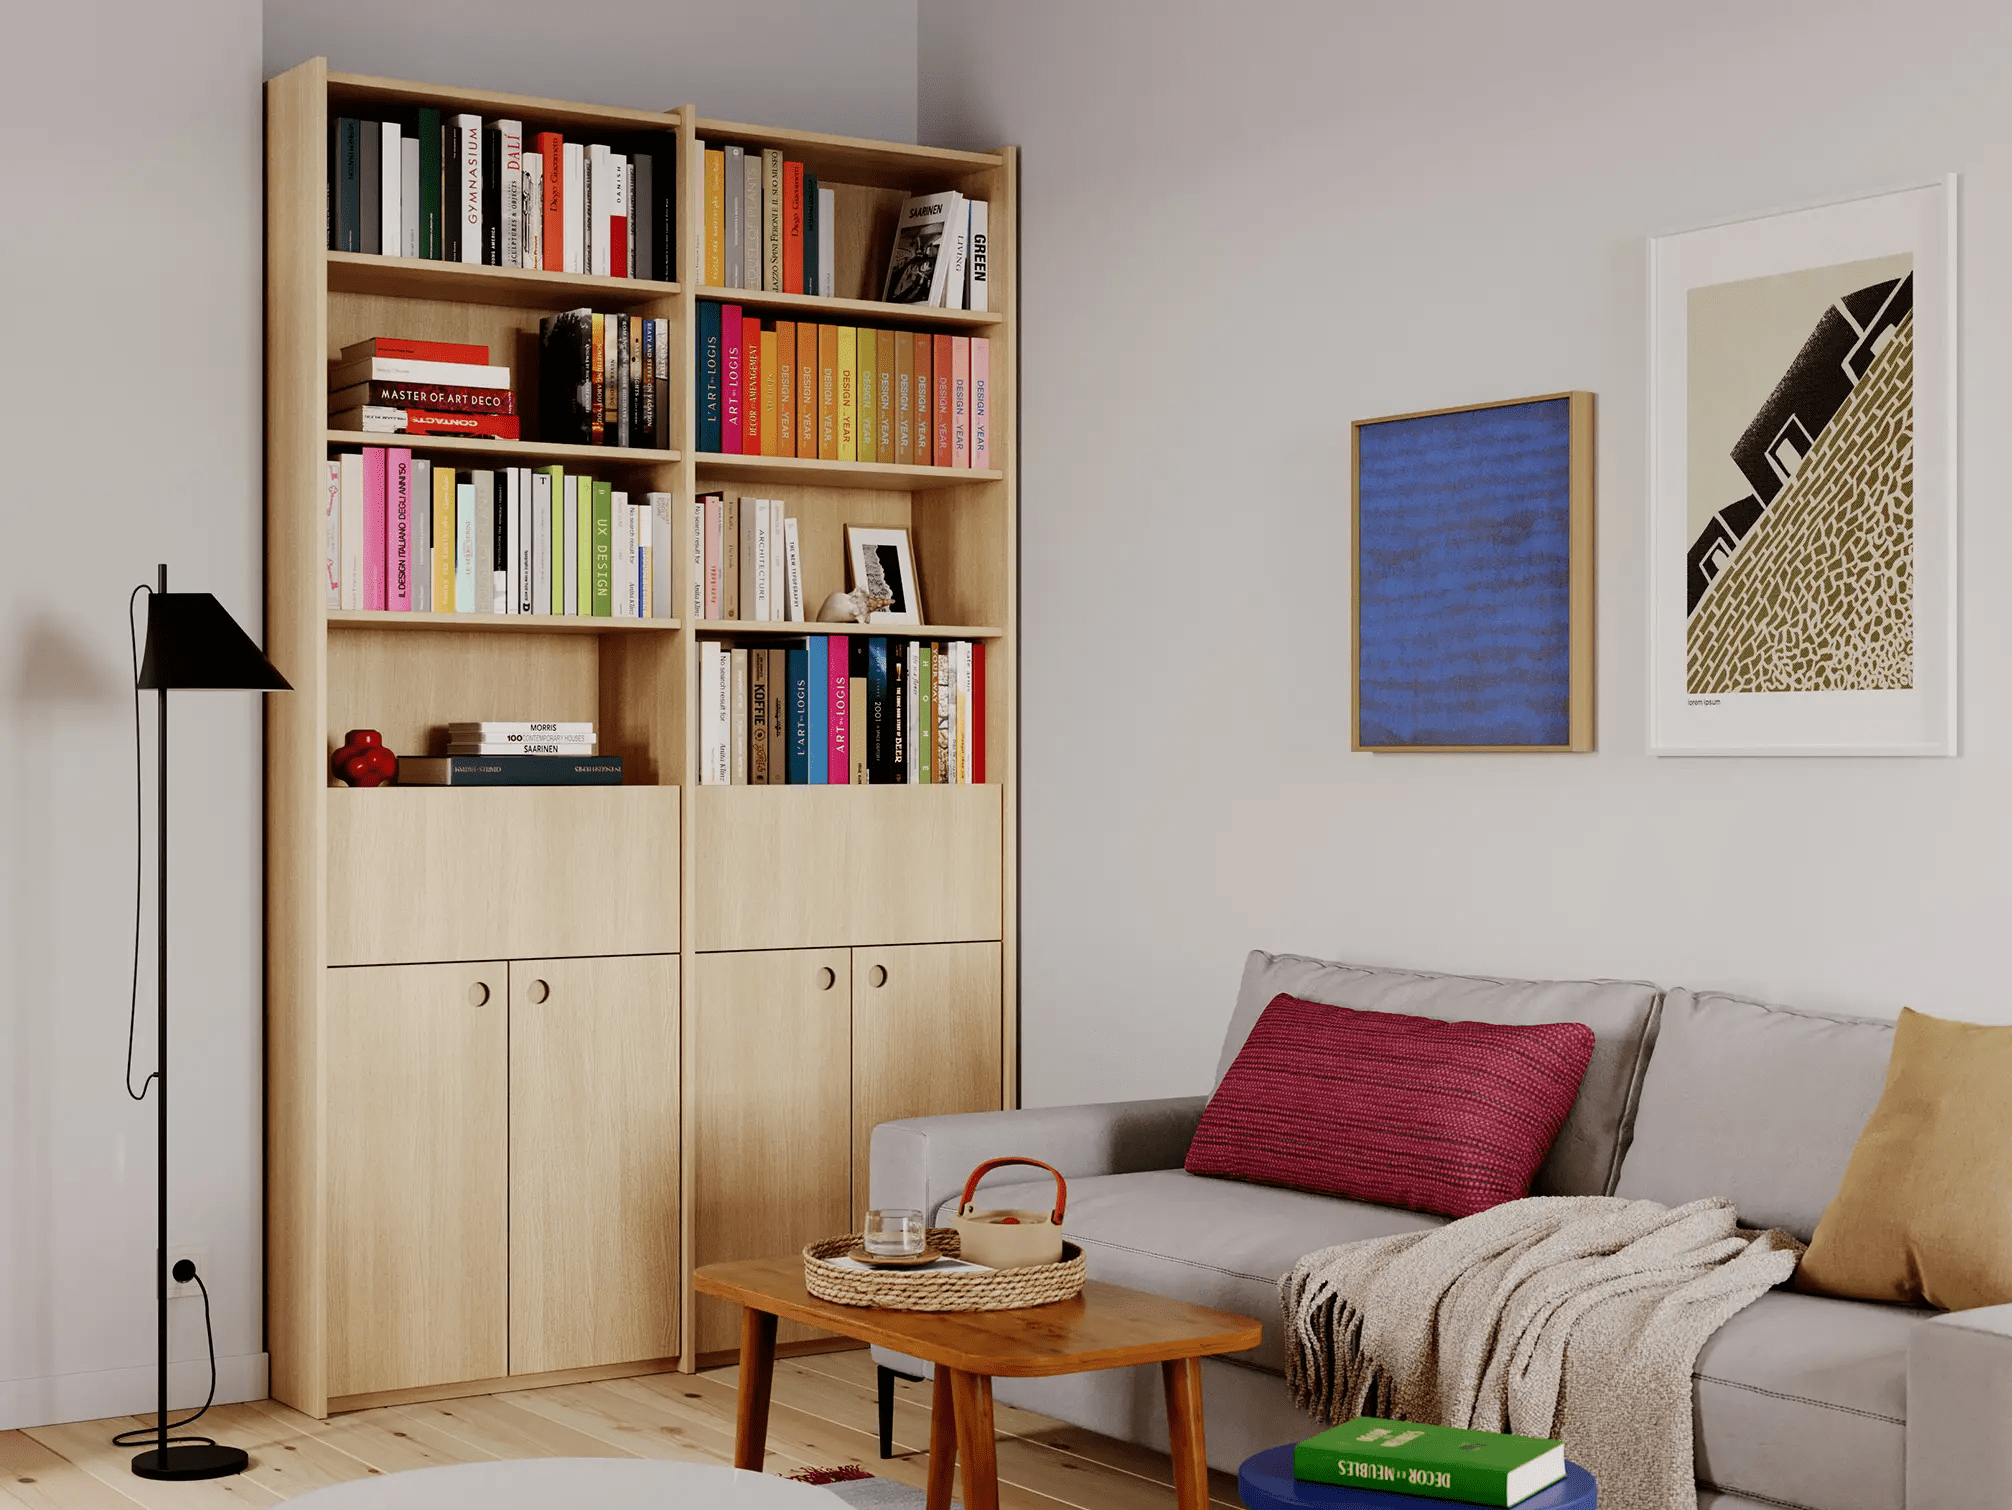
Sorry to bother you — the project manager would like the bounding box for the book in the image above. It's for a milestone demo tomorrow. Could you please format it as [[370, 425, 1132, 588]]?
[[337, 452, 363, 610], [388, 448, 414, 610], [380, 121, 402, 257], [795, 320, 817, 459], [916, 641, 933, 782], [480, 124, 501, 264], [503, 467, 521, 612], [783, 160, 805, 293], [331, 118, 361, 252], [741, 151, 762, 290], [341, 335, 489, 366], [361, 448, 388, 610], [589, 144, 614, 276], [649, 492, 673, 619], [895, 331, 915, 466], [401, 134, 420, 257], [533, 471, 553, 614], [867, 637, 890, 782], [537, 308, 593, 445], [837, 325, 858, 462], [329, 381, 514, 416], [750, 498, 771, 621], [631, 152, 653, 284], [721, 496, 741, 620], [323, 459, 341, 607], [857, 328, 877, 464], [360, 119, 381, 257], [759, 329, 780, 457], [703, 493, 723, 618], [536, 130, 563, 270], [329, 355, 510, 390], [914, 334, 933, 463], [972, 337, 990, 470], [786, 644, 810, 783], [697, 301, 723, 451], [454, 113, 483, 262], [399, 755, 622, 787], [447, 740, 596, 755], [876, 329, 896, 463], [497, 119, 523, 267], [829, 637, 851, 784], [590, 480, 613, 616], [418, 108, 443, 258], [722, 305, 744, 454], [723, 144, 744, 288], [742, 316, 761, 457], [966, 199, 989, 311], [818, 324, 839, 460], [884, 192, 962, 304], [775, 321, 796, 456], [411, 458, 432, 609], [933, 334, 954, 466], [803, 171, 819, 295], [940, 198, 970, 310], [952, 336, 971, 468], [331, 407, 520, 439], [432, 466, 455, 610], [971, 641, 986, 783], [806, 636, 829, 784], [740, 498, 760, 623], [748, 650, 769, 784], [818, 186, 836, 296], [609, 152, 628, 278], [453, 473, 475, 611], [762, 148, 784, 291], [1294, 1420, 1565, 1508], [445, 721, 595, 737], [730, 647, 749, 784], [704, 147, 725, 285], [784, 515, 804, 621], [766, 647, 788, 783], [849, 644, 867, 784], [563, 141, 585, 272]]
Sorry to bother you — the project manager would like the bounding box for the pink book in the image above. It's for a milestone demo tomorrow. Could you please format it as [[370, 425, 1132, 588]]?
[[951, 336, 971, 469], [703, 494, 723, 619], [721, 304, 744, 454], [361, 448, 388, 610], [387, 449, 413, 610], [828, 640, 850, 784], [971, 338, 989, 471]]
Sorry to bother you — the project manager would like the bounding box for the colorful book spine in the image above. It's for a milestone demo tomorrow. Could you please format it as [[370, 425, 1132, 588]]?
[[417, 109, 442, 258], [388, 448, 414, 610], [951, 336, 971, 468], [971, 337, 990, 470], [722, 304, 744, 454], [876, 330, 896, 463], [829, 637, 851, 783], [432, 466, 454, 609], [590, 481, 613, 616], [858, 329, 878, 465], [323, 460, 341, 608], [806, 636, 829, 784], [759, 329, 780, 457], [817, 324, 839, 460], [783, 161, 805, 293], [796, 321, 817, 459], [917, 642, 933, 782], [775, 321, 795, 456], [361, 447, 388, 610], [697, 301, 722, 451], [913, 335, 932, 466], [867, 637, 890, 782], [786, 644, 810, 783], [971, 642, 986, 783], [743, 316, 762, 457], [837, 325, 858, 462], [933, 333, 954, 467], [704, 148, 725, 286]]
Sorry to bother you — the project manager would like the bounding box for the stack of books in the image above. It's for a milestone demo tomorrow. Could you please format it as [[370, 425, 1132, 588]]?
[[1294, 1418, 1566, 1507], [690, 495, 801, 622], [400, 720, 620, 787], [882, 190, 988, 310], [446, 721, 596, 755], [536, 310, 673, 449], [329, 111, 674, 279], [699, 142, 833, 295], [324, 447, 672, 619], [330, 336, 517, 439], [697, 637, 985, 786], [697, 304, 990, 467]]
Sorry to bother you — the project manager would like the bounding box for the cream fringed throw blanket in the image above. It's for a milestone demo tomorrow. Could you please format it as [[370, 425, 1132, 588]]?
[[1281, 1196, 1803, 1510]]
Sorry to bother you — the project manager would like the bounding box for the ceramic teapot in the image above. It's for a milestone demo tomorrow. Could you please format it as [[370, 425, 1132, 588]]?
[[952, 1156, 1068, 1269]]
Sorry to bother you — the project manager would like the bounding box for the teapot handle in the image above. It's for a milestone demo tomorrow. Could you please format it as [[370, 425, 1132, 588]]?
[[958, 1156, 1067, 1224]]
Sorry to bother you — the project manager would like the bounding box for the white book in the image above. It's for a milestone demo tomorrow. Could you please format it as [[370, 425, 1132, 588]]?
[[379, 121, 401, 256], [338, 452, 364, 610], [905, 641, 922, 782], [730, 647, 748, 784], [940, 199, 970, 310], [610, 155, 627, 282], [818, 186, 835, 297], [752, 498, 770, 622], [626, 154, 638, 278], [714, 644, 732, 783], [411, 458, 431, 611], [401, 137, 421, 259], [503, 469, 521, 613], [763, 149, 785, 291], [496, 120, 523, 269], [589, 145, 613, 276], [723, 144, 743, 288], [562, 141, 585, 273], [688, 497, 706, 620], [637, 502, 652, 618], [742, 153, 762, 291], [333, 356, 512, 390], [562, 477, 579, 615], [522, 152, 543, 270], [883, 191, 960, 304], [455, 478, 476, 612], [609, 490, 630, 617], [648, 493, 673, 619], [448, 740, 597, 755], [965, 199, 988, 312], [518, 469, 534, 614], [447, 721, 596, 736], [532, 471, 552, 615], [322, 459, 342, 608], [784, 516, 805, 621], [698, 644, 723, 784], [454, 113, 483, 263]]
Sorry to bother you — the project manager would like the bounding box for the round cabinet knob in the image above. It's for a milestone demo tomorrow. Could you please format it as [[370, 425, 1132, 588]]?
[[528, 979, 551, 1004], [868, 965, 888, 989], [467, 982, 491, 1007], [817, 966, 836, 991]]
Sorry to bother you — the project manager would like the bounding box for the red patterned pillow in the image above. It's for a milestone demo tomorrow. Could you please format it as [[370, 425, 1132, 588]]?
[[1185, 993, 1595, 1219]]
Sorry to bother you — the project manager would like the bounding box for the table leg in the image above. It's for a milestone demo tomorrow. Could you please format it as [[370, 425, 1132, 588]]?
[[948, 1369, 1000, 1510], [733, 1307, 778, 1471], [926, 1368, 958, 1510], [1162, 1356, 1208, 1510]]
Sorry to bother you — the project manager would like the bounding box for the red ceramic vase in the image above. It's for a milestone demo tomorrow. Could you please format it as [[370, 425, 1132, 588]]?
[[331, 728, 398, 787]]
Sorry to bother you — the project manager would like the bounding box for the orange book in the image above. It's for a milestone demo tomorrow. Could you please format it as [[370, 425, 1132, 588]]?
[[895, 331, 915, 466], [876, 329, 896, 463], [775, 321, 796, 456], [817, 324, 839, 461], [912, 334, 931, 466], [796, 322, 817, 458], [837, 326, 858, 462], [951, 335, 971, 468], [742, 319, 762, 457], [932, 333, 954, 467], [759, 329, 780, 457]]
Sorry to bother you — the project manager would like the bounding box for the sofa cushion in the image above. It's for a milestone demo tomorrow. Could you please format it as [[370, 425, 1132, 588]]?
[[1615, 989, 1892, 1242], [1691, 1287, 1922, 1510], [1187, 994, 1594, 1218], [934, 1167, 1444, 1373], [1220, 953, 1661, 1198]]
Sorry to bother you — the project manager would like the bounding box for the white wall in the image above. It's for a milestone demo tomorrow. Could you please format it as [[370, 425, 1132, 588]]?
[[0, 0, 269, 1430], [265, 0, 919, 141], [917, 0, 2012, 1109]]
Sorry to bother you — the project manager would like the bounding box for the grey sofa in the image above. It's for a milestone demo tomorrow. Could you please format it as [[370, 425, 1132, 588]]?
[[870, 951, 2012, 1510]]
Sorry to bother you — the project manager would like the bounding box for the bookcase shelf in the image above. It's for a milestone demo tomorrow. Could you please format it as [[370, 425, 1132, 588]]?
[[328, 609, 682, 634], [694, 285, 1002, 329], [329, 250, 681, 311], [694, 620, 1004, 640], [326, 430, 681, 465], [694, 452, 1000, 491]]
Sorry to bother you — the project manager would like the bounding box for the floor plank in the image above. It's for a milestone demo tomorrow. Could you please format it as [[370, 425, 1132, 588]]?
[[0, 1430, 145, 1510], [17, 1420, 280, 1510], [276, 1403, 495, 1476], [386, 1395, 635, 1463], [186, 1406, 377, 1501]]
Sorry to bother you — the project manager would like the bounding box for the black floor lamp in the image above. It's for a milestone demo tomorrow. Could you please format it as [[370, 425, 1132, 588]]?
[[127, 565, 289, 1481]]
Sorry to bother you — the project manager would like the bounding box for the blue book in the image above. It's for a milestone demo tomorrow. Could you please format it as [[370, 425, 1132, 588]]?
[[697, 301, 722, 452], [806, 636, 829, 785], [866, 637, 889, 783], [786, 644, 810, 784]]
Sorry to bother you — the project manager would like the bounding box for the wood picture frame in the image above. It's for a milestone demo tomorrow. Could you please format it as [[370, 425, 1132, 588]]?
[[845, 524, 923, 624], [1351, 391, 1595, 753]]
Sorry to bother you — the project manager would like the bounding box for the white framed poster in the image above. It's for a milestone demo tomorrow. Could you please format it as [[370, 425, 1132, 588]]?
[[1647, 179, 1958, 756]]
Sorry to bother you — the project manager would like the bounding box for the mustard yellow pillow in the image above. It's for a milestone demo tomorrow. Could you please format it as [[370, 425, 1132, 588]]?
[[1798, 1007, 2012, 1310]]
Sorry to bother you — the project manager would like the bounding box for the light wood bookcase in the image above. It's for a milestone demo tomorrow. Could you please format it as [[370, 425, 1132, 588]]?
[[264, 57, 1017, 1416]]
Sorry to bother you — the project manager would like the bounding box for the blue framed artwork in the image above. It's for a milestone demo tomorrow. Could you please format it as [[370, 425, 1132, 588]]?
[[1352, 392, 1594, 751]]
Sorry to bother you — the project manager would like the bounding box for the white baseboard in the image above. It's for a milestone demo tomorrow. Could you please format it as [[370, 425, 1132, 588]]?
[[0, 1353, 269, 1432]]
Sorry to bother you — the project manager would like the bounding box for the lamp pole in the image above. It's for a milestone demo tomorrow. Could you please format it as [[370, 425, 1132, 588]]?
[[153, 561, 169, 1466]]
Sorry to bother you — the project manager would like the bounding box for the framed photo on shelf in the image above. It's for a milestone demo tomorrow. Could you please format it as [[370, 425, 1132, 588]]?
[[1647, 179, 1958, 756], [845, 526, 923, 625]]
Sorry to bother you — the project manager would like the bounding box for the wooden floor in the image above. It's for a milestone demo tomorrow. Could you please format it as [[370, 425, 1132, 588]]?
[[0, 1347, 1243, 1508]]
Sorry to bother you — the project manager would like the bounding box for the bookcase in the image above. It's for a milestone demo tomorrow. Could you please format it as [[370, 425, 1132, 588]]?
[[264, 57, 1016, 1416]]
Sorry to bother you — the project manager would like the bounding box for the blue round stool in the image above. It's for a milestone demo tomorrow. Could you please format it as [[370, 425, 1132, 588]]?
[[1238, 1444, 1597, 1509]]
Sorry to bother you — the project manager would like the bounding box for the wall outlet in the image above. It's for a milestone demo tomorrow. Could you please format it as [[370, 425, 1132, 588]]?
[[167, 1245, 210, 1301]]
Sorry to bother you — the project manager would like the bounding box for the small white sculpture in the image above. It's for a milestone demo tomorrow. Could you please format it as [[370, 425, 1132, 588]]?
[[816, 588, 893, 624]]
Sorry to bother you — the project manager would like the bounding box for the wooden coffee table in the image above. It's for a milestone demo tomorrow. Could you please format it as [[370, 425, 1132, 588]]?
[[695, 1257, 1263, 1510]]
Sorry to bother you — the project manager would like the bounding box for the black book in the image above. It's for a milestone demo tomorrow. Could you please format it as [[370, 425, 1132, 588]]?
[[653, 147, 677, 280], [538, 309, 595, 445], [632, 153, 654, 285], [332, 118, 362, 252], [638, 317, 656, 446], [359, 120, 380, 255], [803, 171, 819, 296], [889, 643, 907, 783], [616, 314, 631, 448], [481, 126, 502, 265], [442, 122, 461, 261], [398, 756, 623, 787]]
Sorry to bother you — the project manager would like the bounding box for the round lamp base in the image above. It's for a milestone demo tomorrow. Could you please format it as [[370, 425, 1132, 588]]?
[[131, 1443, 250, 1481]]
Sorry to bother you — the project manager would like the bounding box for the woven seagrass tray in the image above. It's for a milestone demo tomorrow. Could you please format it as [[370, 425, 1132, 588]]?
[[803, 1228, 1086, 1312]]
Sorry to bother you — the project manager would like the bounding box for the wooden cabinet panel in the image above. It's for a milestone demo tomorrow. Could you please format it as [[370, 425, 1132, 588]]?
[[691, 948, 853, 1354], [325, 962, 508, 1397], [509, 955, 681, 1375], [852, 943, 1004, 1223], [691, 785, 1002, 951], [326, 787, 679, 965]]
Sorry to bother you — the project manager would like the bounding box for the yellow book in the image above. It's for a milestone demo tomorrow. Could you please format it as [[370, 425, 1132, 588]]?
[[759, 331, 780, 457], [817, 324, 838, 460], [431, 465, 455, 611], [575, 474, 593, 614], [704, 149, 725, 287], [876, 329, 896, 462], [837, 325, 858, 462], [857, 328, 877, 464]]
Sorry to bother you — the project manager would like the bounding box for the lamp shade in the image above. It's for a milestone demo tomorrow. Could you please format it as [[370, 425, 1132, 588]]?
[[137, 592, 291, 691]]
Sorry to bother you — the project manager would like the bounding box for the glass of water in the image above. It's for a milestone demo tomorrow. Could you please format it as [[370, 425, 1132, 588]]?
[[864, 1208, 926, 1257]]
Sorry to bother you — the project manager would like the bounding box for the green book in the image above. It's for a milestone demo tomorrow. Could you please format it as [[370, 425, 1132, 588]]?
[[590, 480, 614, 617], [1294, 1418, 1564, 1508], [537, 466, 564, 612], [575, 474, 592, 614], [417, 107, 441, 258]]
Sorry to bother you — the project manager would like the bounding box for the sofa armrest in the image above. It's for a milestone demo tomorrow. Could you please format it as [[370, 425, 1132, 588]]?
[[869, 1096, 1208, 1225], [1908, 1303, 2012, 1509]]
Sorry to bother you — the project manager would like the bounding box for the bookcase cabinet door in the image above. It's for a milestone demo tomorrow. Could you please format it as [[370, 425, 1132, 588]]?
[[325, 961, 508, 1399], [853, 942, 1004, 1223], [691, 947, 853, 1355], [509, 954, 681, 1376]]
